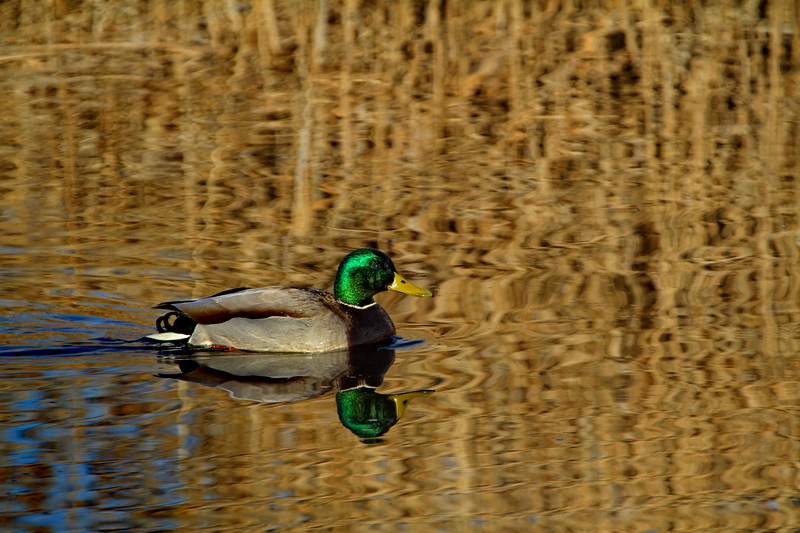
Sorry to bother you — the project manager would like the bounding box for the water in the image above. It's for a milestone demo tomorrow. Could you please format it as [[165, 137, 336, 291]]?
[[2, 1, 800, 531], [0, 340, 439, 531]]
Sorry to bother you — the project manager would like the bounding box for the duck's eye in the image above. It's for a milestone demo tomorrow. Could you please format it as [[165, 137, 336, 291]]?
[[371, 261, 381, 270]]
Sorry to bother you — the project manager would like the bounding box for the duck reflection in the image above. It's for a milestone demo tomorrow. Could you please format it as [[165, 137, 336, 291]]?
[[336, 388, 432, 442], [158, 345, 433, 440]]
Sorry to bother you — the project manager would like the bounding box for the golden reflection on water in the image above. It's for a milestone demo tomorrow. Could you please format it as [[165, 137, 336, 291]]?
[[1, 0, 800, 531]]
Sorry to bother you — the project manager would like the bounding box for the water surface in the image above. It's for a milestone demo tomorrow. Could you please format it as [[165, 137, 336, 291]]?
[[2, 1, 800, 531]]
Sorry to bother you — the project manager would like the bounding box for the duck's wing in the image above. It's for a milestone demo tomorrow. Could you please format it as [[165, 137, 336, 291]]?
[[156, 287, 335, 325]]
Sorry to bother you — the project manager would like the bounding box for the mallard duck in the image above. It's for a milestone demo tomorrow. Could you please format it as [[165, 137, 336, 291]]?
[[146, 248, 432, 352]]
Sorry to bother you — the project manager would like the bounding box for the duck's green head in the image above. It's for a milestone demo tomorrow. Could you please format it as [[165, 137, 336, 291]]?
[[333, 248, 432, 307], [336, 387, 434, 440]]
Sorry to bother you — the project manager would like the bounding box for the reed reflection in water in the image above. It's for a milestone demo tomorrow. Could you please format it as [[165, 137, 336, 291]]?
[[1, 0, 800, 531]]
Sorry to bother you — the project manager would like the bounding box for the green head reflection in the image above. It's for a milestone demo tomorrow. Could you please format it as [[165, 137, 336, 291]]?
[[336, 387, 433, 441]]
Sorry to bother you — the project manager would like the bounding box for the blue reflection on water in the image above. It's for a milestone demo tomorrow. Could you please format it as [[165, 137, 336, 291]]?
[[0, 309, 150, 356], [0, 307, 187, 532]]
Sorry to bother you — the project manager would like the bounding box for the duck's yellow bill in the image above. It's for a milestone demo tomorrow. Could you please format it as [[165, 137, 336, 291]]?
[[391, 390, 434, 417], [388, 272, 433, 297]]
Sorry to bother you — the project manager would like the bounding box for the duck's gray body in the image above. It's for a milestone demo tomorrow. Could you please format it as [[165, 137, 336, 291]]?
[[156, 287, 395, 353]]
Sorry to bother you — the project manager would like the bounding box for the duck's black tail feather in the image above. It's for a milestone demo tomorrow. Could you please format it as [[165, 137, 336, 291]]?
[[155, 311, 197, 335]]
